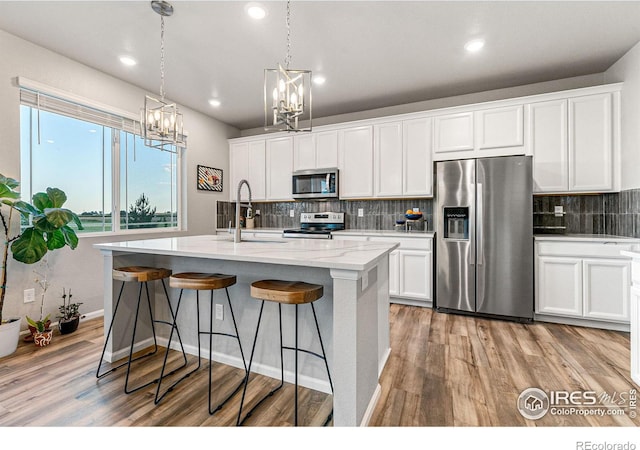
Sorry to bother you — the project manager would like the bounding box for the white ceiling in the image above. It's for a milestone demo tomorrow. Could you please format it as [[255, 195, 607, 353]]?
[[1, 1, 640, 130]]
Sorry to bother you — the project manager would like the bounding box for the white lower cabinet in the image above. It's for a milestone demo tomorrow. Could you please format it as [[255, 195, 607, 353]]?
[[583, 258, 630, 322], [336, 234, 433, 306], [535, 239, 638, 329], [536, 256, 583, 317]]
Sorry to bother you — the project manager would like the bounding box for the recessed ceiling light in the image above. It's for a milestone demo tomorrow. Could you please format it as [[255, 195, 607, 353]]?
[[464, 39, 485, 53], [313, 75, 326, 86], [209, 99, 221, 107], [245, 3, 267, 20], [119, 56, 137, 66]]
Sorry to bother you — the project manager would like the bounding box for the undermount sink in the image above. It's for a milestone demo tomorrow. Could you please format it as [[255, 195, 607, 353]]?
[[240, 239, 287, 244]]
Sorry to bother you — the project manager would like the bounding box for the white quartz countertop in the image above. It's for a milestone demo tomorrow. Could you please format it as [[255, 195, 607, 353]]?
[[216, 228, 435, 238], [94, 234, 398, 271], [333, 229, 435, 238], [535, 234, 640, 243]]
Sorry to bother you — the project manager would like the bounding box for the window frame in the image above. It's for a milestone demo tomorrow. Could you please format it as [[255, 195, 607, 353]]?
[[18, 77, 185, 237]]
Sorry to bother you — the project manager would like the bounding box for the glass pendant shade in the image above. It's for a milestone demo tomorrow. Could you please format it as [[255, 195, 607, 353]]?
[[264, 64, 312, 132]]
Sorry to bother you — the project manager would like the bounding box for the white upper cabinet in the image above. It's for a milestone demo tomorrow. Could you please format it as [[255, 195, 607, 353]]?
[[530, 90, 617, 194], [403, 117, 433, 197], [339, 125, 374, 198], [229, 141, 266, 202], [266, 136, 293, 201], [293, 130, 339, 171], [293, 134, 316, 171], [433, 112, 474, 155], [315, 130, 339, 169], [374, 122, 403, 197], [433, 105, 524, 160], [568, 93, 613, 192], [475, 105, 524, 150], [373, 118, 433, 198], [529, 99, 568, 193]]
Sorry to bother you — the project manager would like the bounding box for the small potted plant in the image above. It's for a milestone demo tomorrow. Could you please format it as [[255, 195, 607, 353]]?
[[26, 313, 52, 347], [57, 288, 82, 335]]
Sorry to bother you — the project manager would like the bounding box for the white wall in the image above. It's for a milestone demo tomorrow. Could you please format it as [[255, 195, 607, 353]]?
[[240, 73, 606, 137], [605, 40, 640, 191], [0, 29, 239, 328]]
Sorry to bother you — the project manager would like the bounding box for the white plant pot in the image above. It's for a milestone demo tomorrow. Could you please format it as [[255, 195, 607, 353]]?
[[0, 317, 21, 358]]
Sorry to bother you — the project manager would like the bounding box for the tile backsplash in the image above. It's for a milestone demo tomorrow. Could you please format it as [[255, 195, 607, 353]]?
[[533, 188, 640, 238], [218, 188, 640, 238], [217, 198, 434, 231]]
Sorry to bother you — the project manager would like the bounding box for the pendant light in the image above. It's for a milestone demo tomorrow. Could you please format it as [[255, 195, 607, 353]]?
[[264, 0, 312, 132], [141, 0, 184, 151]]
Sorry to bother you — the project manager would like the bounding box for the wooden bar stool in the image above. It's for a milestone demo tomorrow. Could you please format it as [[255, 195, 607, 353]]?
[[96, 266, 188, 394], [156, 272, 248, 414], [237, 279, 333, 426]]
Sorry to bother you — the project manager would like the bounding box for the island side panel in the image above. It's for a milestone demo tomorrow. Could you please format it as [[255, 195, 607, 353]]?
[[330, 264, 381, 427], [377, 255, 391, 376]]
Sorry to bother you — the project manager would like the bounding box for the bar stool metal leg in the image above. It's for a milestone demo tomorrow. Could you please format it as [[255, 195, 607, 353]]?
[[155, 284, 247, 415], [96, 281, 159, 380], [237, 299, 333, 426]]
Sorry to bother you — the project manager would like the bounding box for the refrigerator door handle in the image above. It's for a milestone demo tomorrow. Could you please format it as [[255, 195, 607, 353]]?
[[477, 182, 483, 265]]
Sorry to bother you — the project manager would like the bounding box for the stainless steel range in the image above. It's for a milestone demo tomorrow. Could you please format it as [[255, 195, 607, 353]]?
[[282, 212, 345, 239]]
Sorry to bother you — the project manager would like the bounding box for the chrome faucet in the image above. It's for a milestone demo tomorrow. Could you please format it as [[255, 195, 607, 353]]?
[[235, 179, 252, 243]]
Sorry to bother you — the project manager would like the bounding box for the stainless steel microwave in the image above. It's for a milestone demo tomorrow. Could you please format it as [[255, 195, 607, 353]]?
[[292, 168, 339, 199]]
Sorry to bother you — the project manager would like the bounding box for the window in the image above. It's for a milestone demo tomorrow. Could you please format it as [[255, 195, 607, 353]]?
[[19, 86, 181, 234]]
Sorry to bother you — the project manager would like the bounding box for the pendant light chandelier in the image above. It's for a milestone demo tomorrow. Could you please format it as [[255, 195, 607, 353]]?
[[141, 0, 184, 151], [264, 0, 312, 132]]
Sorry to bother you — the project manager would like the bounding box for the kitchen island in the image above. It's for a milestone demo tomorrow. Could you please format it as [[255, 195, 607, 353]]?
[[94, 234, 398, 426]]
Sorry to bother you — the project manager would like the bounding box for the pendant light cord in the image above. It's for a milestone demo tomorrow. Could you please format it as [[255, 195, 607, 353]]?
[[160, 15, 166, 101], [285, 0, 291, 69]]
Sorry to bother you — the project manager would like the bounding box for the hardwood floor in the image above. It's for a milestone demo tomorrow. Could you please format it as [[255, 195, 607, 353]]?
[[0, 304, 637, 427]]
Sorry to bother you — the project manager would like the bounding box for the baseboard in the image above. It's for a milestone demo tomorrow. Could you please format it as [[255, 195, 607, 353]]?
[[534, 314, 630, 332], [390, 297, 432, 308], [361, 383, 382, 426]]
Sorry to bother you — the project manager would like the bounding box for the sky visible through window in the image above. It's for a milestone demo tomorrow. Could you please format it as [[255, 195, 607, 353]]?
[[20, 106, 177, 232]]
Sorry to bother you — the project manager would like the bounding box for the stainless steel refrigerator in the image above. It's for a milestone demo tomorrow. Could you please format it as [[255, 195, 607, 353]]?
[[435, 155, 533, 321]]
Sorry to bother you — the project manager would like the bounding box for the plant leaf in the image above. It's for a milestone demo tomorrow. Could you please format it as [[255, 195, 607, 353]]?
[[11, 200, 39, 218], [42, 208, 74, 228], [0, 184, 20, 200], [0, 174, 19, 189], [11, 228, 48, 264], [32, 192, 51, 211], [46, 188, 67, 208], [60, 225, 79, 249], [25, 316, 37, 328], [46, 229, 66, 250]]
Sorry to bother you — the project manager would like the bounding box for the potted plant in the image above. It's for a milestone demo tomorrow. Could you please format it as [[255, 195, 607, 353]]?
[[26, 314, 52, 347], [0, 174, 83, 357], [57, 288, 82, 335]]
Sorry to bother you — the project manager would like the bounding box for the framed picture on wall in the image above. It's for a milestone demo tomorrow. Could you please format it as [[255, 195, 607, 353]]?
[[197, 165, 223, 192]]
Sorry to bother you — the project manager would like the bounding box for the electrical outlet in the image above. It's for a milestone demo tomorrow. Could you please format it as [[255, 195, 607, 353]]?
[[289, 209, 295, 218], [358, 208, 364, 217], [24, 288, 35, 303], [413, 207, 420, 212], [215, 303, 224, 320], [554, 205, 564, 217], [255, 209, 260, 215]]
